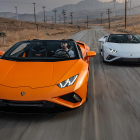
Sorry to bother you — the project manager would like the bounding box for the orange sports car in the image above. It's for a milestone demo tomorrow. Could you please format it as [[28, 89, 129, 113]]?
[[0, 39, 96, 112]]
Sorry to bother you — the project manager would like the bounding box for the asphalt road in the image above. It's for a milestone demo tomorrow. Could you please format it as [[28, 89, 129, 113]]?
[[1, 26, 140, 140]]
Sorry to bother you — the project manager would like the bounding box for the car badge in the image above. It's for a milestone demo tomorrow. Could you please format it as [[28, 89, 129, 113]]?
[[130, 54, 132, 56], [35, 54, 42, 56], [21, 92, 25, 96]]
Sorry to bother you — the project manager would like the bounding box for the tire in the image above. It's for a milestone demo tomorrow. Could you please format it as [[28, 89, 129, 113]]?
[[103, 58, 107, 63], [100, 49, 102, 55], [86, 84, 89, 102], [102, 52, 106, 63], [102, 49, 108, 63]]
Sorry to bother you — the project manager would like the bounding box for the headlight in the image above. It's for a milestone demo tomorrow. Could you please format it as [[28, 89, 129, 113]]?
[[57, 75, 78, 88], [108, 48, 117, 53]]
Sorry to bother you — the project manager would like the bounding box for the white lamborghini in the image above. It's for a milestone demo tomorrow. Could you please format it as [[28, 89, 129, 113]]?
[[99, 34, 140, 63]]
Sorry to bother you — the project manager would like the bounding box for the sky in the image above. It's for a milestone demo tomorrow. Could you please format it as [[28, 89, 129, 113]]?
[[0, 0, 123, 13], [0, 0, 81, 13]]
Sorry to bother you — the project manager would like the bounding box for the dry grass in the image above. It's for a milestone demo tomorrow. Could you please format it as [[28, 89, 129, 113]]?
[[92, 14, 140, 34], [0, 17, 86, 47], [4, 28, 76, 44]]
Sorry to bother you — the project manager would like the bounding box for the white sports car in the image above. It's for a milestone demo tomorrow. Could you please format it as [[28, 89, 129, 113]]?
[[99, 34, 140, 63]]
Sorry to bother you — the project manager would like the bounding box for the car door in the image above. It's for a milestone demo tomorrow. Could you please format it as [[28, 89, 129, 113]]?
[[76, 41, 89, 64]]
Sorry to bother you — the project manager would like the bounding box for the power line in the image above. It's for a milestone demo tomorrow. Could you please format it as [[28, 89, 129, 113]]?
[[36, 3, 51, 11]]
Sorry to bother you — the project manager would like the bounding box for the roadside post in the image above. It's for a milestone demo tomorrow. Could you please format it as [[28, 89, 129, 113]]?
[[0, 32, 6, 44]]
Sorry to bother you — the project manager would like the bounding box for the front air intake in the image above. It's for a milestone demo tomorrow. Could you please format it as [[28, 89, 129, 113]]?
[[106, 55, 116, 60], [59, 93, 82, 103]]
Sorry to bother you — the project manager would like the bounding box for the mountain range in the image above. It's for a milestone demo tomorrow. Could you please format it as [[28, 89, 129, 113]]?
[[0, 0, 140, 22]]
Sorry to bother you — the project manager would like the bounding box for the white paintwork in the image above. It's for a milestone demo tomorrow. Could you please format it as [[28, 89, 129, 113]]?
[[99, 35, 140, 62], [98, 36, 108, 44]]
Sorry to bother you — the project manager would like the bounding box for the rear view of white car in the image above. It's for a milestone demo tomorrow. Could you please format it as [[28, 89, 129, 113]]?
[[99, 34, 140, 63]]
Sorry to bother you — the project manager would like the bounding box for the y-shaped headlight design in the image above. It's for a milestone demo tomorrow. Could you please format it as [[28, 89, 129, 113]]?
[[108, 48, 117, 53], [57, 75, 79, 88]]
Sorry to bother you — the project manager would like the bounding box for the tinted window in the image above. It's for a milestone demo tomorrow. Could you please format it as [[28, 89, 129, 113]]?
[[108, 34, 140, 43]]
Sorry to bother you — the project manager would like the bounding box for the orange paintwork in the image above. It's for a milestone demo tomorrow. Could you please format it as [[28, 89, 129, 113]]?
[[0, 40, 96, 109], [87, 51, 96, 57], [22, 53, 26, 57], [0, 51, 5, 56]]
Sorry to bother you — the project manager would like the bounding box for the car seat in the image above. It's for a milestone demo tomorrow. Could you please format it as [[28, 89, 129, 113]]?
[[28, 43, 47, 57]]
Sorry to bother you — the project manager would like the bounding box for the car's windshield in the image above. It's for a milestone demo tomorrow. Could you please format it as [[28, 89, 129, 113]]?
[[2, 40, 79, 62], [108, 34, 140, 43]]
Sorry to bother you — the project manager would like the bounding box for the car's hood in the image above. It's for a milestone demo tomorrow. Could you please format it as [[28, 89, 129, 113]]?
[[106, 42, 140, 53], [0, 59, 78, 88]]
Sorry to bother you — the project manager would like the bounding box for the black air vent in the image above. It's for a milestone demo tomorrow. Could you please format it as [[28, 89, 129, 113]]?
[[106, 55, 116, 60], [59, 93, 82, 103]]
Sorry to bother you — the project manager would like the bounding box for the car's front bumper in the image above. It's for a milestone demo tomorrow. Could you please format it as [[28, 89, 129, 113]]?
[[0, 81, 87, 109], [103, 50, 140, 63]]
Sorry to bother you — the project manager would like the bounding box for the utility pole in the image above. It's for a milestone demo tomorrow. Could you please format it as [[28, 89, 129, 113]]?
[[130, 0, 132, 15], [46, 16, 47, 23], [125, 0, 127, 29], [53, 9, 57, 24], [101, 13, 103, 26], [113, 0, 116, 17], [42, 6, 46, 23], [77, 18, 78, 26], [59, 15, 61, 24], [106, 9, 111, 29], [52, 16, 53, 23], [70, 12, 73, 25], [15, 6, 18, 20], [62, 9, 66, 24], [33, 3, 36, 22], [87, 15, 88, 28]]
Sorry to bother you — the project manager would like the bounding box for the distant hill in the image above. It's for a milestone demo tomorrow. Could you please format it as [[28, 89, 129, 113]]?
[[11, 14, 44, 22], [0, 0, 140, 22], [0, 12, 16, 18]]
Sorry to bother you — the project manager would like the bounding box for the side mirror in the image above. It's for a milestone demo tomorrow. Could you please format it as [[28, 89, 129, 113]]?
[[87, 51, 96, 57], [0, 51, 5, 57], [99, 36, 108, 43], [99, 38, 105, 42]]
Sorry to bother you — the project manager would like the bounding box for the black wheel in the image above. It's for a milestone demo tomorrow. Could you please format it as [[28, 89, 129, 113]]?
[[100, 49, 102, 55]]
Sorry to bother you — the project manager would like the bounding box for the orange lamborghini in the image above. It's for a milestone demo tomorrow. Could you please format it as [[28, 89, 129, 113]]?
[[0, 39, 96, 112]]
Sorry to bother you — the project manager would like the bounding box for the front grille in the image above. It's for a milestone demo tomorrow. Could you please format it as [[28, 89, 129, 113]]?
[[0, 100, 71, 114], [114, 58, 140, 62], [2, 100, 44, 104], [1, 100, 56, 108]]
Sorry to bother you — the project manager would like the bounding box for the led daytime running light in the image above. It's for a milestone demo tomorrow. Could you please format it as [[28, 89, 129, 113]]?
[[58, 75, 78, 88], [108, 48, 117, 53]]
